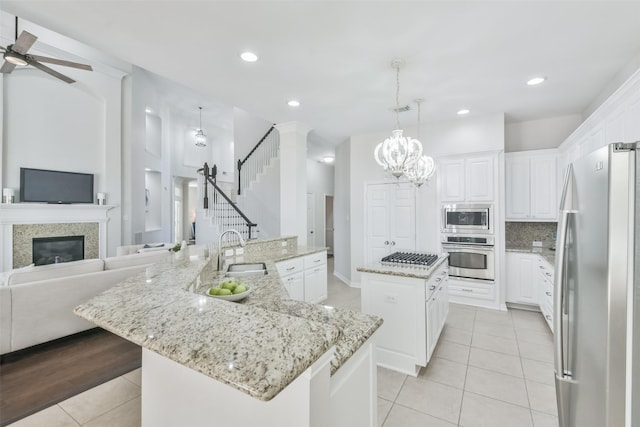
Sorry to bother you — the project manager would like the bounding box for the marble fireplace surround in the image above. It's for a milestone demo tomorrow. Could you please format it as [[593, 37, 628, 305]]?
[[0, 204, 115, 271]]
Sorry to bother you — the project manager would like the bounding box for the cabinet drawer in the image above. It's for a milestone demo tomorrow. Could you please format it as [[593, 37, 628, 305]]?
[[303, 251, 327, 269], [276, 257, 304, 276], [448, 279, 495, 300]]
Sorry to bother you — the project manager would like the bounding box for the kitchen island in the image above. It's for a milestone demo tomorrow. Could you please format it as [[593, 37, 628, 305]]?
[[75, 238, 382, 427], [358, 255, 449, 376]]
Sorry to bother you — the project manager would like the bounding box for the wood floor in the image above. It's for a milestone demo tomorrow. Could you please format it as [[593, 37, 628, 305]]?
[[0, 328, 141, 426]]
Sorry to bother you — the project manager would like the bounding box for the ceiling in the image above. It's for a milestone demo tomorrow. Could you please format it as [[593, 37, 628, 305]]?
[[3, 1, 640, 147]]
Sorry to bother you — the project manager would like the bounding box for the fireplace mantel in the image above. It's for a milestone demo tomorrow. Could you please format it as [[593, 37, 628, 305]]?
[[0, 204, 116, 271]]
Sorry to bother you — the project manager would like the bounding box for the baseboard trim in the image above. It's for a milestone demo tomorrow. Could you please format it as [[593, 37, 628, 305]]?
[[333, 271, 351, 287]]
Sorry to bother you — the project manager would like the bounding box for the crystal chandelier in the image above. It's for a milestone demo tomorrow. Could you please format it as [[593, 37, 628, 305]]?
[[374, 60, 422, 178], [195, 107, 207, 147], [404, 100, 436, 187]]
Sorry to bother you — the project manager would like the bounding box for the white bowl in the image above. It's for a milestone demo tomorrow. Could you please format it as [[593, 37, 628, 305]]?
[[205, 286, 251, 302]]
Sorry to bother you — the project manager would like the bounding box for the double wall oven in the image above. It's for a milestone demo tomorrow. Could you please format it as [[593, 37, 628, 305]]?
[[441, 204, 494, 281]]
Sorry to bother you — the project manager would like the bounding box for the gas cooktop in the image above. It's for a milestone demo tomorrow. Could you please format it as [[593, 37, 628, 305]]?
[[380, 252, 439, 267]]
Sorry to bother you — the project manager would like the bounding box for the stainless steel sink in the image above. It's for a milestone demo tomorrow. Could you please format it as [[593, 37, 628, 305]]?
[[225, 262, 268, 277]]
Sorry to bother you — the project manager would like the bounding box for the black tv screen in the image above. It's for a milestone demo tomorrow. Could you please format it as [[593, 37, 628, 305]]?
[[20, 168, 94, 204]]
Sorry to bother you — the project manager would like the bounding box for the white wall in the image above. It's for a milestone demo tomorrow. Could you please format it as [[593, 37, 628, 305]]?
[[237, 158, 281, 239], [333, 140, 351, 284], [306, 159, 334, 248], [505, 114, 582, 152], [233, 107, 273, 163], [2, 66, 126, 256], [348, 113, 505, 285]]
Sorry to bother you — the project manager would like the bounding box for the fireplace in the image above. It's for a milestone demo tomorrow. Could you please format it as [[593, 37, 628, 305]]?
[[32, 236, 85, 266]]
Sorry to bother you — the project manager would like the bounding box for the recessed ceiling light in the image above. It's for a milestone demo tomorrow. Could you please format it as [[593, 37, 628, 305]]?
[[527, 77, 547, 86], [288, 100, 300, 107], [457, 109, 470, 115], [322, 156, 335, 163], [240, 51, 258, 62]]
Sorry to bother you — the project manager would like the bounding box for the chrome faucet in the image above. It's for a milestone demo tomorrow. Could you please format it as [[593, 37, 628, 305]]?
[[217, 229, 246, 271]]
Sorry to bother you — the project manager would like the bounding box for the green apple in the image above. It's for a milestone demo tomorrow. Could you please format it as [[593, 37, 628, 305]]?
[[217, 288, 232, 296], [232, 284, 247, 294], [220, 281, 237, 291], [208, 287, 220, 295]]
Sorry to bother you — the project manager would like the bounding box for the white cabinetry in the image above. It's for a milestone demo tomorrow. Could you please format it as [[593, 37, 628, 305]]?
[[505, 252, 538, 305], [505, 150, 558, 221], [536, 257, 554, 332], [365, 183, 415, 264], [439, 155, 494, 202], [426, 268, 449, 361], [361, 261, 448, 376], [276, 251, 327, 303]]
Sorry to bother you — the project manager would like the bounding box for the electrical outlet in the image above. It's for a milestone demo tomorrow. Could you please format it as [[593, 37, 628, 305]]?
[[532, 241, 543, 247], [225, 249, 234, 256], [235, 247, 244, 255], [281, 241, 287, 247]]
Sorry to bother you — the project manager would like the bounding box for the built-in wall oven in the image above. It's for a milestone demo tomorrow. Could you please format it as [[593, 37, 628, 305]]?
[[442, 204, 492, 234], [441, 235, 494, 281]]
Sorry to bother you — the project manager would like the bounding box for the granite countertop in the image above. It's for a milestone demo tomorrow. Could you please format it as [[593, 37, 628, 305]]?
[[356, 254, 449, 279], [75, 244, 382, 401], [505, 244, 556, 266]]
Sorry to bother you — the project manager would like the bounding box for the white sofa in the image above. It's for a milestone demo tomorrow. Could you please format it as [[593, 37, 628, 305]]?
[[0, 250, 172, 355]]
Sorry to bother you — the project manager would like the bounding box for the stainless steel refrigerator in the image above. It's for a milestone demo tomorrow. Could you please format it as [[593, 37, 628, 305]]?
[[554, 142, 639, 427]]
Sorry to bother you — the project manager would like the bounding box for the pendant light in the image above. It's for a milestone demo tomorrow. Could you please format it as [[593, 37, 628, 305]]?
[[374, 59, 422, 178], [404, 100, 436, 187], [195, 107, 207, 147]]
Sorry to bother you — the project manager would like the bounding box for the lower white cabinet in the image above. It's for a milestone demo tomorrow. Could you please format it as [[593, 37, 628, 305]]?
[[426, 269, 449, 361], [537, 258, 554, 332], [505, 252, 538, 305], [361, 261, 448, 376], [506, 251, 555, 333], [276, 251, 327, 304]]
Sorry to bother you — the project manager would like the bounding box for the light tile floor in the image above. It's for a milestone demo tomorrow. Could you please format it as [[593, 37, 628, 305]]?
[[10, 259, 558, 427]]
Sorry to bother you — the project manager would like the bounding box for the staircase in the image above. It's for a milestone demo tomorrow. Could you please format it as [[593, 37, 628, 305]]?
[[199, 126, 280, 242], [198, 163, 256, 243], [236, 126, 281, 238]]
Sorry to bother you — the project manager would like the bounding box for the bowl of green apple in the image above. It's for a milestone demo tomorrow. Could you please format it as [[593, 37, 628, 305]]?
[[206, 279, 251, 302]]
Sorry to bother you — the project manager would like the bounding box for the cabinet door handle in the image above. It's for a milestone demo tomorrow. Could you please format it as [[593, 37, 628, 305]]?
[[429, 285, 436, 290], [545, 272, 552, 277], [461, 288, 473, 292], [391, 241, 396, 246], [314, 259, 322, 263], [384, 241, 389, 245], [546, 291, 552, 296], [545, 314, 552, 320], [435, 277, 442, 283], [539, 265, 544, 269], [286, 266, 295, 271]]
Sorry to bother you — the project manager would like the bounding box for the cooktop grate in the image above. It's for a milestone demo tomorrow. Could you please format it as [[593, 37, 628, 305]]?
[[380, 252, 439, 267]]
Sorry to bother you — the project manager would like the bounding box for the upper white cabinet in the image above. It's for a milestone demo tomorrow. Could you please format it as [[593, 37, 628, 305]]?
[[439, 155, 495, 202], [365, 182, 415, 263], [505, 150, 557, 221]]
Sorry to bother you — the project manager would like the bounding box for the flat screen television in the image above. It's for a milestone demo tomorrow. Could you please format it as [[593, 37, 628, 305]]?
[[20, 168, 94, 204]]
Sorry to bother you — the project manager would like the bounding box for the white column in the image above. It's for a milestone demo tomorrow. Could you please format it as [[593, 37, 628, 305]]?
[[276, 122, 311, 246]]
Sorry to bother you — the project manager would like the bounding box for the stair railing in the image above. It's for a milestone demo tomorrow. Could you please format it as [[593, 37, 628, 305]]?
[[237, 126, 278, 195], [199, 163, 257, 241]]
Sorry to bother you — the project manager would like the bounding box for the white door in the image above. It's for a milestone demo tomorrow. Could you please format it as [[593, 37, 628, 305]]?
[[366, 183, 416, 264], [325, 195, 334, 255], [307, 193, 315, 247], [390, 184, 416, 252]]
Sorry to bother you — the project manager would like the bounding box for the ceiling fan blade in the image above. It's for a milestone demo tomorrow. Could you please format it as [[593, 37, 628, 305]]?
[[28, 54, 92, 71], [25, 57, 75, 84], [0, 61, 17, 74], [12, 31, 37, 55]]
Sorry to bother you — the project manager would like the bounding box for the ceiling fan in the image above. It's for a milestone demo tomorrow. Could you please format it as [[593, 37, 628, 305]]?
[[0, 17, 92, 84]]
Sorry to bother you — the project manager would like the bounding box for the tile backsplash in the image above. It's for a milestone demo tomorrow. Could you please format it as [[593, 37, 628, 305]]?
[[506, 222, 557, 248]]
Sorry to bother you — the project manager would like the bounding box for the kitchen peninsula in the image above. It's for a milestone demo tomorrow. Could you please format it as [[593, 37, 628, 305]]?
[[358, 254, 449, 376], [74, 237, 382, 427]]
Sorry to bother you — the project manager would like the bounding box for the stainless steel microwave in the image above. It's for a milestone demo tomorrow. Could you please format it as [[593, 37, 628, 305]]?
[[442, 204, 493, 234]]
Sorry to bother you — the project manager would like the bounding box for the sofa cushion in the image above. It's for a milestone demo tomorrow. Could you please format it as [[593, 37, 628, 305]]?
[[137, 246, 169, 254], [103, 250, 171, 270], [6, 259, 105, 286]]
